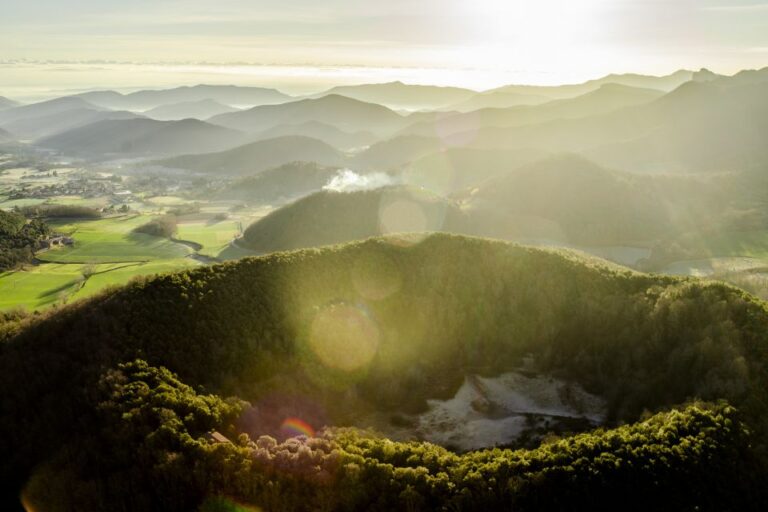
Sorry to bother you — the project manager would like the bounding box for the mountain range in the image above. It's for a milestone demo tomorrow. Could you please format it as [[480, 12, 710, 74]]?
[[208, 94, 408, 136], [142, 99, 241, 121], [74, 84, 292, 111], [158, 135, 344, 174], [38, 118, 244, 157], [311, 81, 477, 110]]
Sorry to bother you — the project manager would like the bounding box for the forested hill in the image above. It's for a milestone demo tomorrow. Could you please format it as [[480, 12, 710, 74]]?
[[3, 233, 768, 510], [241, 186, 463, 252]]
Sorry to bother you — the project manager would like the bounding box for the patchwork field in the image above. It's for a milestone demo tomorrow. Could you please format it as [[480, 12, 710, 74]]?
[[0, 204, 265, 310], [0, 259, 198, 311], [41, 215, 192, 263], [44, 195, 110, 208], [176, 220, 243, 257]]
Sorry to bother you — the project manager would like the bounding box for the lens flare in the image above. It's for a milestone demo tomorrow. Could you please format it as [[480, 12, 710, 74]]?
[[379, 198, 428, 234], [280, 417, 316, 438], [377, 188, 448, 239], [309, 303, 380, 372]]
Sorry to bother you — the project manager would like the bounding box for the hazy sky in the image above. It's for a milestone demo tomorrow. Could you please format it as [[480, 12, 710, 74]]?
[[2, 0, 768, 97]]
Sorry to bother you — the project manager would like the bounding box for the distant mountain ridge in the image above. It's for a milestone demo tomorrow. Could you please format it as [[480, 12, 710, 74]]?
[[488, 69, 701, 98], [216, 162, 342, 203], [38, 118, 244, 157], [253, 120, 378, 150], [142, 99, 241, 121], [0, 97, 19, 110], [158, 135, 345, 174], [208, 94, 407, 136], [399, 83, 665, 139], [312, 81, 477, 110], [75, 84, 292, 111], [0, 97, 99, 125], [3, 108, 142, 140], [459, 78, 768, 172]]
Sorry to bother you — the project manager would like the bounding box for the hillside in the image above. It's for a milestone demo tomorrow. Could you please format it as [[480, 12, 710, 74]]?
[[0, 97, 98, 126], [315, 81, 476, 110], [215, 162, 342, 203], [142, 99, 241, 121], [254, 120, 378, 150], [2, 234, 768, 509], [208, 94, 407, 136], [448, 90, 552, 111], [351, 135, 444, 170], [465, 80, 768, 172], [76, 84, 292, 110], [0, 96, 19, 110], [400, 83, 665, 139], [585, 81, 768, 172], [4, 108, 141, 140], [461, 155, 737, 245], [0, 127, 14, 143], [402, 147, 549, 194], [239, 155, 741, 250], [37, 118, 245, 157], [158, 135, 345, 175], [487, 69, 697, 99], [241, 186, 461, 251]]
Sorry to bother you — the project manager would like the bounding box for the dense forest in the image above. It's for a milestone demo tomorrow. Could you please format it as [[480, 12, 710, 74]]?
[[19, 204, 102, 219], [19, 360, 763, 511], [134, 214, 179, 238], [3, 233, 768, 509], [0, 209, 50, 269], [241, 186, 463, 252], [216, 162, 342, 204]]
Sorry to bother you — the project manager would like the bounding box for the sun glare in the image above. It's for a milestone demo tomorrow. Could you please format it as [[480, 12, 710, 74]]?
[[450, 0, 615, 83]]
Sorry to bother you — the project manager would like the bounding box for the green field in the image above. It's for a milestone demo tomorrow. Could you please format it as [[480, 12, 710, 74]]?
[[40, 215, 192, 263], [0, 197, 48, 210], [76, 259, 199, 299], [44, 195, 110, 208], [145, 195, 189, 206], [176, 220, 243, 257], [0, 264, 84, 310], [0, 259, 198, 311], [0, 209, 261, 310]]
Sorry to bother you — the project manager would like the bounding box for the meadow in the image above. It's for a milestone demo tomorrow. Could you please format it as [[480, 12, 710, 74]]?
[[0, 259, 198, 310], [0, 186, 264, 310], [40, 215, 192, 263], [175, 219, 243, 258]]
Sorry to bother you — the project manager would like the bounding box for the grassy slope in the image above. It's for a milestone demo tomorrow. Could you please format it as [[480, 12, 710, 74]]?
[[40, 215, 191, 263], [0, 264, 83, 310], [175, 220, 241, 257], [0, 259, 198, 310]]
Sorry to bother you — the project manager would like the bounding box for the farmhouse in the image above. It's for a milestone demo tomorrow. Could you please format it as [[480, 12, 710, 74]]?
[[39, 236, 74, 249]]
